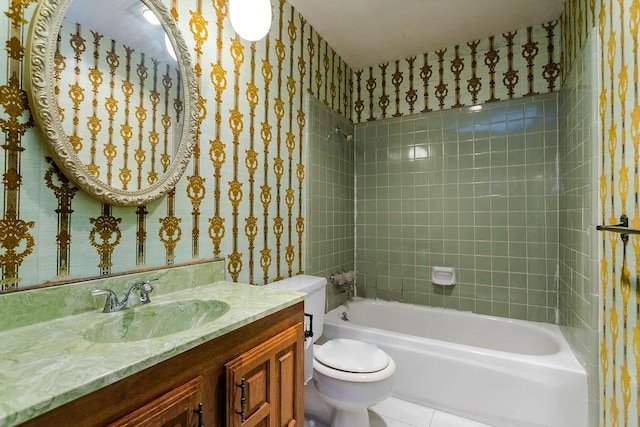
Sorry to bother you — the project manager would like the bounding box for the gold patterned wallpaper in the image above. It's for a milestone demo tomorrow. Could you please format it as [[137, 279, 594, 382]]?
[[351, 23, 560, 122], [1, 0, 352, 290], [563, 0, 640, 424], [598, 0, 640, 424]]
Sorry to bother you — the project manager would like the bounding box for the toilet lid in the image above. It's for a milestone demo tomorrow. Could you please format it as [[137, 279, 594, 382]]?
[[314, 338, 389, 373]]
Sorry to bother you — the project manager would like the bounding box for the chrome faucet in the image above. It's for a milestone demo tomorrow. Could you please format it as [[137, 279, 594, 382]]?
[[91, 280, 156, 313]]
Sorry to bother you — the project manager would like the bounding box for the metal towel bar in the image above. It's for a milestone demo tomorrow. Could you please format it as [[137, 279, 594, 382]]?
[[596, 215, 640, 242]]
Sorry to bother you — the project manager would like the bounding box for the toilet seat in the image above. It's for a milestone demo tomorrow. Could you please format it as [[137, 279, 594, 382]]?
[[314, 338, 390, 373], [313, 345, 396, 383]]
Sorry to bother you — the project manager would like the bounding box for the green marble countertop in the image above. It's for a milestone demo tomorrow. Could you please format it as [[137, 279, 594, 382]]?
[[0, 281, 305, 427]]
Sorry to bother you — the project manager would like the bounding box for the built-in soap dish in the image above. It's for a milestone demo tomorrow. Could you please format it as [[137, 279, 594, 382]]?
[[432, 266, 455, 286]]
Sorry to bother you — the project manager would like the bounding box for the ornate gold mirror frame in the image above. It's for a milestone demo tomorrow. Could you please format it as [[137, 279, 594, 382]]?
[[25, 0, 197, 206]]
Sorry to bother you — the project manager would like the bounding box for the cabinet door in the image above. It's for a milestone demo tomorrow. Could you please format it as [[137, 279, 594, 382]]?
[[109, 376, 205, 427], [225, 323, 304, 427]]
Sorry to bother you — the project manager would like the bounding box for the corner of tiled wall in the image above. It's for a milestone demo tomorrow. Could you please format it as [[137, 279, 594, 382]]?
[[558, 28, 600, 427], [305, 96, 355, 311]]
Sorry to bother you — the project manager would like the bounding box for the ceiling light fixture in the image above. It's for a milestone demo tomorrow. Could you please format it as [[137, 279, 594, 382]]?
[[229, 0, 273, 42]]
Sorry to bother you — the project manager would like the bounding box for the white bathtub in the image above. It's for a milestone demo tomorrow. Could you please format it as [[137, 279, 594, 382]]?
[[321, 298, 587, 427]]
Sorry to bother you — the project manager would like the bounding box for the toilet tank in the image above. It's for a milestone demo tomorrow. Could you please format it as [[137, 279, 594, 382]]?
[[266, 275, 327, 343]]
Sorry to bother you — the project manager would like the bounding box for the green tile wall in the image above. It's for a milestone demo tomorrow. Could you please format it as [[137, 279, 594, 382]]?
[[355, 93, 559, 322], [558, 30, 599, 426], [306, 96, 355, 310]]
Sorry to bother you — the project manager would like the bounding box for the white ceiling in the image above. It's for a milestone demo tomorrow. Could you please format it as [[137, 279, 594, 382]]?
[[287, 0, 565, 70]]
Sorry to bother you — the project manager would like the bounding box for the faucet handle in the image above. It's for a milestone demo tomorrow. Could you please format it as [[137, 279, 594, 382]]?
[[137, 280, 155, 304], [90, 289, 121, 313], [140, 279, 155, 292]]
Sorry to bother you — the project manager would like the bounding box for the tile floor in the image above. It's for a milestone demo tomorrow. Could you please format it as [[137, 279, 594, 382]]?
[[304, 383, 493, 427]]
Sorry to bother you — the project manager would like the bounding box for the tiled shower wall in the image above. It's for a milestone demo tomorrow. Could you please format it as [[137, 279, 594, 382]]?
[[558, 29, 599, 426], [355, 93, 559, 322], [306, 96, 355, 309]]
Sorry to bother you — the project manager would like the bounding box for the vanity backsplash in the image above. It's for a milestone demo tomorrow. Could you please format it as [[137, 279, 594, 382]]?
[[0, 259, 225, 332]]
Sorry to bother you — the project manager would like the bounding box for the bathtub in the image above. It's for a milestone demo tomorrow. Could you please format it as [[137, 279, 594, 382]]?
[[321, 298, 587, 427]]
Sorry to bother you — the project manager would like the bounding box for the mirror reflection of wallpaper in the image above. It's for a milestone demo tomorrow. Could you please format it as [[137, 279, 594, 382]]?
[[55, 19, 182, 191]]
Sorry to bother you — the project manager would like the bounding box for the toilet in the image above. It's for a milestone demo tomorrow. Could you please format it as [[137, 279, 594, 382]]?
[[266, 275, 395, 427]]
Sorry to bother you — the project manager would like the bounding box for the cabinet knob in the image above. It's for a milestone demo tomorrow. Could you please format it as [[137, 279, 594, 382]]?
[[193, 402, 204, 427], [236, 378, 247, 422]]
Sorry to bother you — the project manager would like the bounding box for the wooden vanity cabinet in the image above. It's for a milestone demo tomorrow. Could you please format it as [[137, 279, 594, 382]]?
[[21, 302, 304, 427], [108, 376, 205, 427], [225, 322, 302, 427]]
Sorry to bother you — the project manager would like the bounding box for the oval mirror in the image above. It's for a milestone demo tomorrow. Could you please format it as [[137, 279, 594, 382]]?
[[26, 0, 197, 206]]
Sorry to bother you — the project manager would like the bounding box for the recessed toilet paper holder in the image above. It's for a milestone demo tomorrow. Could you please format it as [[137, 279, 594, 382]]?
[[432, 266, 456, 286]]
